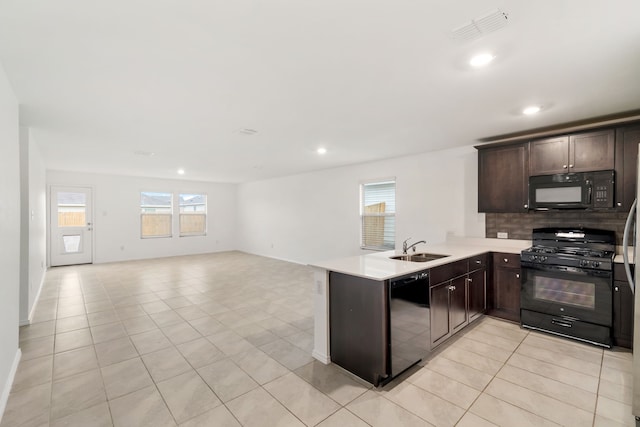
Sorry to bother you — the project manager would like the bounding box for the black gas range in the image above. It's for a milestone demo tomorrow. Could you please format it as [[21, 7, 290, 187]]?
[[520, 227, 616, 348]]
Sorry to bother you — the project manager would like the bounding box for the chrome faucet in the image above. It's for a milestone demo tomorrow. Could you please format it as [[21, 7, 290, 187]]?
[[402, 238, 426, 254]]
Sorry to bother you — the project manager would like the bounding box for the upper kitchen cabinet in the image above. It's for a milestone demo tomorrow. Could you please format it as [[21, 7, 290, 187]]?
[[477, 143, 529, 212], [615, 124, 640, 212], [530, 129, 615, 175]]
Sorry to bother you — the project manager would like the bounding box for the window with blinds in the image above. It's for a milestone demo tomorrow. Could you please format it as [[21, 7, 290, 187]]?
[[360, 179, 396, 250]]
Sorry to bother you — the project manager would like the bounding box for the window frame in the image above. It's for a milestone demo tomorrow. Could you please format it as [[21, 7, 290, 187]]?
[[360, 178, 396, 251]]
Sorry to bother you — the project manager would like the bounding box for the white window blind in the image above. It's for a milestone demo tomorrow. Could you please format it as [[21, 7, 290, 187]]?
[[361, 180, 396, 250]]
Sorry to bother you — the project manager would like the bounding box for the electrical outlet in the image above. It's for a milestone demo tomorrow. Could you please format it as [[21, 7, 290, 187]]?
[[497, 232, 508, 239]]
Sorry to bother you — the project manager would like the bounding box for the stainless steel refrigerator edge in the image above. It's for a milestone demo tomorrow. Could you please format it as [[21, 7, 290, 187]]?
[[630, 142, 640, 418]]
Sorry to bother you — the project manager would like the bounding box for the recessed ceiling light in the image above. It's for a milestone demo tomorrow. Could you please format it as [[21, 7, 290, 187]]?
[[469, 53, 495, 68], [177, 169, 185, 175], [317, 147, 327, 155], [523, 105, 541, 115]]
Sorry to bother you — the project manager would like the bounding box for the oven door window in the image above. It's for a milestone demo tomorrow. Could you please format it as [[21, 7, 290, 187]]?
[[521, 265, 612, 326], [533, 276, 595, 309]]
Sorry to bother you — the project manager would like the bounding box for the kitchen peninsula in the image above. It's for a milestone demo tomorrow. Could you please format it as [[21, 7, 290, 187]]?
[[310, 236, 531, 386]]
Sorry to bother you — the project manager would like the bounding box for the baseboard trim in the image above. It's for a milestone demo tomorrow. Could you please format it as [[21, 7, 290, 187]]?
[[19, 273, 46, 326], [27, 274, 46, 325], [312, 349, 330, 365], [0, 348, 22, 425]]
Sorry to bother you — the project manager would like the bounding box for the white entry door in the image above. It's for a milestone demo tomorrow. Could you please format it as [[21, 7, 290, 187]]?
[[50, 186, 93, 266]]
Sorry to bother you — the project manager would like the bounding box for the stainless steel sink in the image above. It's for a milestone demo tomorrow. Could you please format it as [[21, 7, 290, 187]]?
[[389, 253, 449, 262]]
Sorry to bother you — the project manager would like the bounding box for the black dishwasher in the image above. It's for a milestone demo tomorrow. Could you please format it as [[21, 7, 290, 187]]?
[[389, 270, 431, 378]]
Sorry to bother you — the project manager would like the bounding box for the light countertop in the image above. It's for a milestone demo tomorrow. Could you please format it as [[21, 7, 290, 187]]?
[[309, 236, 532, 281], [615, 246, 636, 264]]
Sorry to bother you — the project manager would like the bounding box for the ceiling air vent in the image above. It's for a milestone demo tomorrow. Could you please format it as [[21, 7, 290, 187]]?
[[451, 9, 508, 42], [237, 128, 258, 135]]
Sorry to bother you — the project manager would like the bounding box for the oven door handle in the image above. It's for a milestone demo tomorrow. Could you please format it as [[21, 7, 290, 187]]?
[[551, 318, 573, 328]]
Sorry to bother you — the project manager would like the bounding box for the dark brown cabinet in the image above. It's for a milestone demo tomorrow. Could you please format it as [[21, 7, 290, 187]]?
[[468, 254, 487, 323], [530, 129, 614, 176], [430, 281, 452, 345], [450, 275, 468, 332], [488, 253, 521, 322], [613, 264, 634, 348], [430, 255, 487, 347], [468, 268, 487, 322], [430, 259, 469, 347], [477, 143, 529, 212], [329, 272, 387, 385], [429, 277, 467, 346], [529, 136, 568, 175], [615, 125, 640, 211]]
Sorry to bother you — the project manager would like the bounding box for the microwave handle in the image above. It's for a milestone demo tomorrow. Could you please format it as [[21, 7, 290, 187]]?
[[587, 185, 592, 204]]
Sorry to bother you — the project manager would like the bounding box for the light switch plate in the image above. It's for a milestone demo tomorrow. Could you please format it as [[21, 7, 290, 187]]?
[[497, 232, 508, 239]]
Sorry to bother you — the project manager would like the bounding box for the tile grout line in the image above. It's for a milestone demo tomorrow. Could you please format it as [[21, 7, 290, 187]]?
[[450, 319, 530, 426], [591, 349, 605, 427]]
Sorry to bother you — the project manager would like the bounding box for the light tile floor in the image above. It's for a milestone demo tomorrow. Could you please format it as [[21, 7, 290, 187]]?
[[1, 251, 638, 426]]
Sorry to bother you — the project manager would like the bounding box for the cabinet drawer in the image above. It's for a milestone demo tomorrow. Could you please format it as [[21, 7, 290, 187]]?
[[493, 253, 520, 269], [431, 259, 467, 285], [469, 254, 488, 270]]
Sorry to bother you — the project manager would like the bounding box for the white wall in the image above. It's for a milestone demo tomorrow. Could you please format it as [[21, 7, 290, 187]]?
[[18, 128, 47, 324], [237, 145, 485, 264], [19, 128, 28, 323], [47, 171, 237, 264], [0, 64, 21, 421]]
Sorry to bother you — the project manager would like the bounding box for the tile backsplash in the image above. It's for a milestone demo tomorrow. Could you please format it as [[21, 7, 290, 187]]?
[[486, 211, 630, 244]]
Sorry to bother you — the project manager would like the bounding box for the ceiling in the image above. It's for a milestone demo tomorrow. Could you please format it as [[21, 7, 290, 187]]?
[[1, 1, 639, 183]]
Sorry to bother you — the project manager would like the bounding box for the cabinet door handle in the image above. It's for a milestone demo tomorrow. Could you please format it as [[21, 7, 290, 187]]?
[[467, 278, 473, 283], [615, 286, 619, 292], [516, 273, 520, 279], [563, 164, 568, 169], [503, 258, 509, 263], [617, 202, 622, 207], [569, 164, 574, 168], [448, 285, 456, 291], [475, 260, 481, 264], [524, 204, 528, 209]]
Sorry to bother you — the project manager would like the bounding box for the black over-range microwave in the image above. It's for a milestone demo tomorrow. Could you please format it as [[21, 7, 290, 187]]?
[[528, 170, 615, 210]]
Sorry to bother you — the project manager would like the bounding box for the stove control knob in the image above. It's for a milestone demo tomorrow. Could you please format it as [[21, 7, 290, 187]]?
[[580, 260, 588, 267], [592, 261, 600, 268], [541, 256, 547, 262]]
